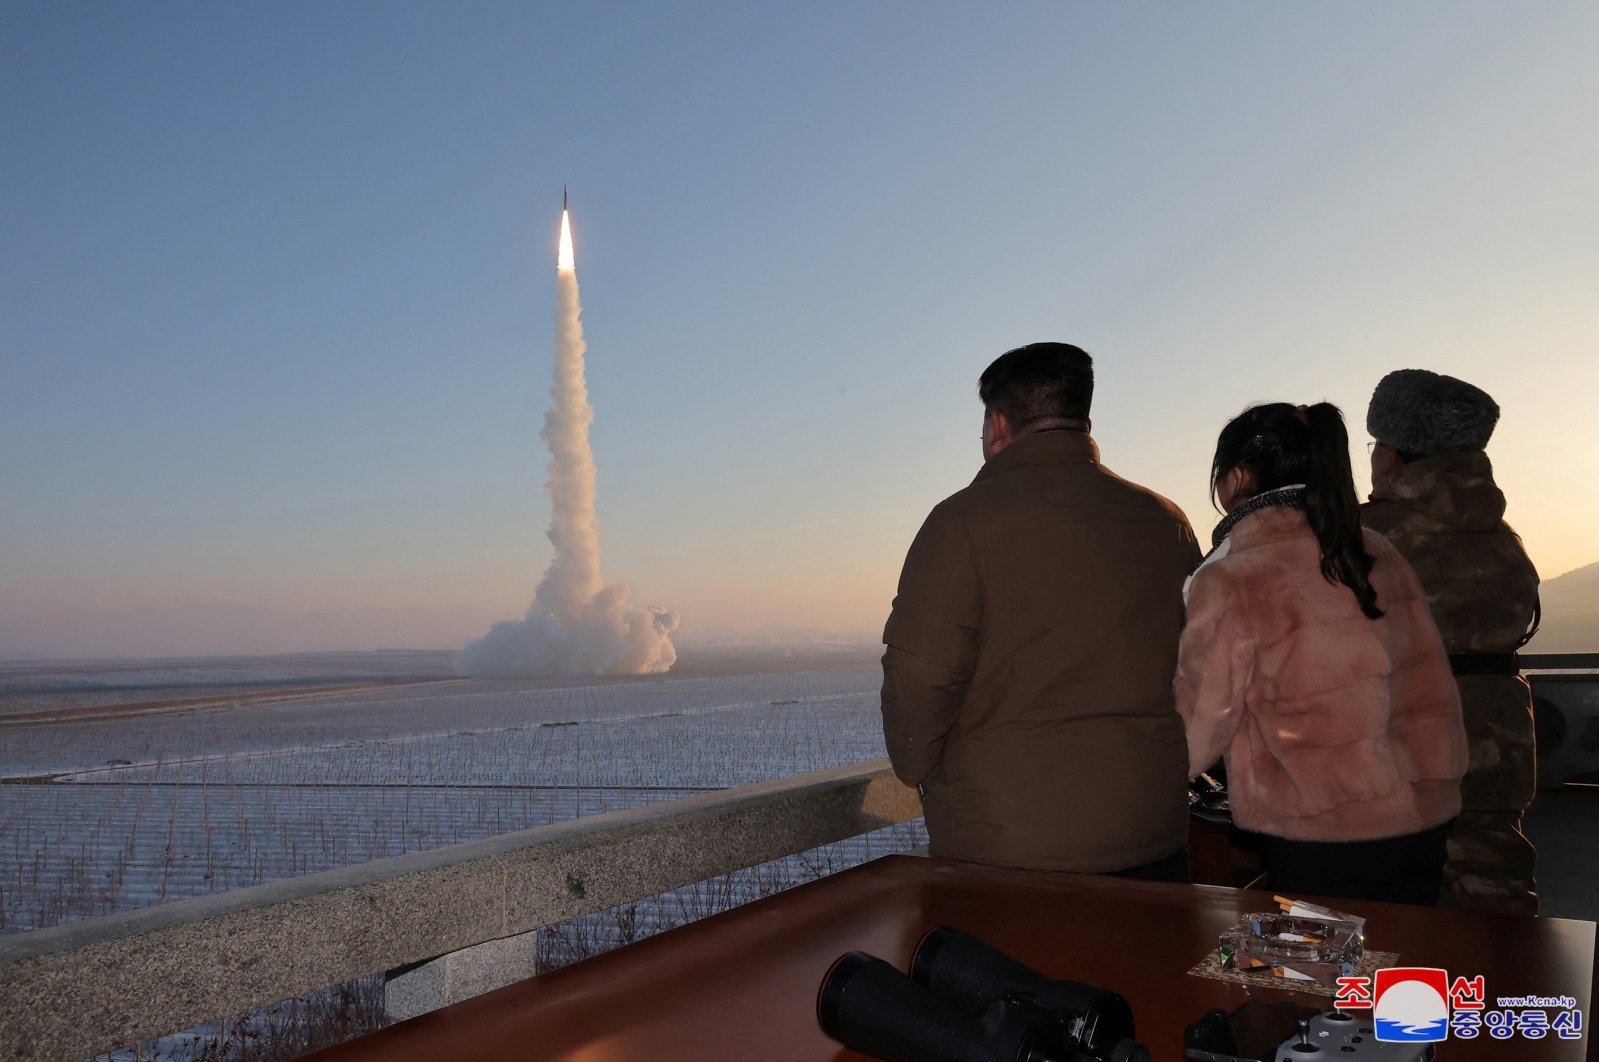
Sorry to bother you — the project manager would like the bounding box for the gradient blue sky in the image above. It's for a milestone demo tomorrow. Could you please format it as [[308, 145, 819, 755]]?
[[4, 3, 1596, 658]]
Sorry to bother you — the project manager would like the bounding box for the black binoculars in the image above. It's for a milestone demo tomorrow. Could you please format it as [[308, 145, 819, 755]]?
[[816, 926, 1150, 1062]]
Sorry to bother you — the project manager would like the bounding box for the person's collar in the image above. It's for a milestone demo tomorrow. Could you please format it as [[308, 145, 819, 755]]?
[[1209, 484, 1306, 549], [1370, 450, 1495, 504], [1368, 450, 1506, 527], [974, 427, 1098, 482]]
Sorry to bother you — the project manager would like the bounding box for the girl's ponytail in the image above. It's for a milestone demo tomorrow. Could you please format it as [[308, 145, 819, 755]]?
[[1303, 403, 1383, 619]]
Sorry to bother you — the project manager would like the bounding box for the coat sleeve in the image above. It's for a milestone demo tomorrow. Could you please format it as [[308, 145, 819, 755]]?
[[1174, 569, 1255, 779], [880, 504, 981, 787]]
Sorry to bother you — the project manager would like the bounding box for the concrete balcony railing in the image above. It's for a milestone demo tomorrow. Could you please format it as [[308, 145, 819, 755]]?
[[0, 760, 923, 1062]]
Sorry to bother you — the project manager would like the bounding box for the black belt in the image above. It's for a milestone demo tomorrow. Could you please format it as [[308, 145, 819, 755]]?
[[1449, 652, 1521, 676]]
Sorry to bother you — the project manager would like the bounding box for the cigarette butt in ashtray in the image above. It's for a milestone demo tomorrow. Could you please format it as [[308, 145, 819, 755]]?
[[1274, 895, 1368, 932]]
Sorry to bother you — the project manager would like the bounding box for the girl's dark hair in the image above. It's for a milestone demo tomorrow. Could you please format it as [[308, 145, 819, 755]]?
[[1212, 402, 1384, 619]]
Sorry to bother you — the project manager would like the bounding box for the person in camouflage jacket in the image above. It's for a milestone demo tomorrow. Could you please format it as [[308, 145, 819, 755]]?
[[1363, 369, 1540, 916]]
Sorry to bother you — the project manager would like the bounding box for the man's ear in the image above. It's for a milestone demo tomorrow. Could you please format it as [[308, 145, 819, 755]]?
[[985, 409, 1014, 455]]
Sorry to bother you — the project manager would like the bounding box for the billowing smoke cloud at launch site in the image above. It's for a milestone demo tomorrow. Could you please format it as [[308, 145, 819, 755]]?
[[457, 202, 679, 678]]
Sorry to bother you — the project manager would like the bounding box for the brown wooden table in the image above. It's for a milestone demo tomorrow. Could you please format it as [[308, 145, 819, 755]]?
[[311, 855, 1597, 1061]]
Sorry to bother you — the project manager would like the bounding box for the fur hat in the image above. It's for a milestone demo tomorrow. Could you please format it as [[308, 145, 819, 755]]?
[[1366, 369, 1499, 455]]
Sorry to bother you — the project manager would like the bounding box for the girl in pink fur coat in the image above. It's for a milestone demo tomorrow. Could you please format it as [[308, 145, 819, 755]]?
[[1176, 403, 1467, 906]]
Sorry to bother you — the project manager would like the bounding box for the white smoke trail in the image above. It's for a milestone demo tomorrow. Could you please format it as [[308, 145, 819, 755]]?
[[457, 207, 678, 678]]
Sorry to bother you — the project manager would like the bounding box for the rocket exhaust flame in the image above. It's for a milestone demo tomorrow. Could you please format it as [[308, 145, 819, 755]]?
[[457, 193, 679, 678], [557, 208, 575, 273]]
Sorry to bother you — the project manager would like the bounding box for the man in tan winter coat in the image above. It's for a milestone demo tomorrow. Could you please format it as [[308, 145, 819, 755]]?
[[881, 343, 1201, 876], [1363, 369, 1541, 916]]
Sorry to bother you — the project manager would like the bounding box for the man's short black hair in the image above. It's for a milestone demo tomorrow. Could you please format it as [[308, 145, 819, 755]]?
[[978, 342, 1094, 426]]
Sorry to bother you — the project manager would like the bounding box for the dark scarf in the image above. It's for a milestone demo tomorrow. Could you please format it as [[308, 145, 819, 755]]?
[[1207, 484, 1307, 552]]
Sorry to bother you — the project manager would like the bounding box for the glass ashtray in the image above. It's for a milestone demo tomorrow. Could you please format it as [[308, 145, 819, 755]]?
[[1217, 912, 1365, 987]]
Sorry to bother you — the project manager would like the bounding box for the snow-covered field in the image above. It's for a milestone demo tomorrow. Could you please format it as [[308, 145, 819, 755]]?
[[0, 647, 915, 936], [0, 651, 459, 717]]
